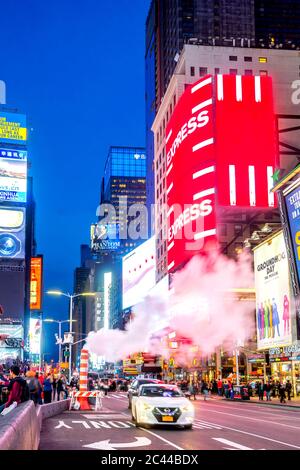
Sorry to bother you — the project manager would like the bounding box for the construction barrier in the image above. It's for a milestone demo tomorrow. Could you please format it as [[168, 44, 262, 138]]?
[[78, 348, 90, 410], [69, 390, 103, 411]]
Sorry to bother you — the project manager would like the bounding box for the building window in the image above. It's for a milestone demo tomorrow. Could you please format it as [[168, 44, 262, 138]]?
[[245, 69, 253, 76], [260, 70, 268, 76], [229, 56, 238, 61], [219, 224, 227, 236], [199, 67, 208, 77], [215, 67, 220, 74], [190, 66, 195, 76], [259, 57, 267, 63], [234, 243, 244, 255], [244, 57, 252, 62], [229, 69, 238, 75], [234, 224, 243, 236]]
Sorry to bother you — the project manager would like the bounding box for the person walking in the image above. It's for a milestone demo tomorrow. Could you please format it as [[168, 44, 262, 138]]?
[[258, 381, 264, 401], [279, 382, 286, 404], [43, 373, 53, 404], [189, 381, 197, 400], [0, 366, 28, 414], [26, 371, 39, 405], [52, 376, 57, 401], [286, 380, 292, 401], [217, 378, 223, 397]]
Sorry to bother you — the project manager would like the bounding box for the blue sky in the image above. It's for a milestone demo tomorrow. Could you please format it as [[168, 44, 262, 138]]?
[[0, 0, 150, 360]]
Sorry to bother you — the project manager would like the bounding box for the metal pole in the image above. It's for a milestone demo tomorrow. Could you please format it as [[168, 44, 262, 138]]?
[[58, 321, 62, 370], [68, 295, 73, 384]]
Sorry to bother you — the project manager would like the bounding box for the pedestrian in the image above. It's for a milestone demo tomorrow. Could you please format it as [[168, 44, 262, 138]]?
[[52, 376, 57, 401], [223, 380, 229, 398], [279, 382, 286, 403], [26, 370, 39, 405], [217, 378, 223, 397], [228, 381, 234, 400], [201, 380, 209, 401], [286, 380, 292, 401], [258, 381, 264, 400], [189, 381, 197, 400], [43, 373, 53, 404], [0, 366, 28, 414], [264, 381, 272, 401]]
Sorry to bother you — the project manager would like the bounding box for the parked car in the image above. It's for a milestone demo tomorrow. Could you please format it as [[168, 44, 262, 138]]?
[[128, 378, 164, 409], [131, 383, 195, 429]]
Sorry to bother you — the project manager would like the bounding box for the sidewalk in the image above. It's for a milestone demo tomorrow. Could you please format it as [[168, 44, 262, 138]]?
[[196, 394, 300, 409]]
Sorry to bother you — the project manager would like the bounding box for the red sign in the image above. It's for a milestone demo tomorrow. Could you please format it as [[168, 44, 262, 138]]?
[[166, 74, 278, 272], [30, 257, 43, 311]]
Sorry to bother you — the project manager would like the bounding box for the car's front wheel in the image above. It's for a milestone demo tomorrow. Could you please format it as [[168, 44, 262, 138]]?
[[184, 424, 193, 430]]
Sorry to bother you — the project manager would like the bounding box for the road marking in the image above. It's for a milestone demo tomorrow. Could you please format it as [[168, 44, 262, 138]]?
[[198, 419, 300, 449], [138, 428, 184, 450], [82, 414, 127, 420], [194, 420, 223, 430], [83, 436, 151, 450], [213, 438, 253, 450], [204, 409, 300, 430]]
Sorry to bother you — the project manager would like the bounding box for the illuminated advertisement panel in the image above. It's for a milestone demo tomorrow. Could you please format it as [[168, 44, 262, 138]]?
[[166, 76, 217, 272], [0, 206, 26, 259], [30, 257, 43, 311], [29, 318, 41, 356], [0, 148, 27, 202], [214, 75, 278, 209], [254, 231, 293, 350], [166, 75, 278, 272], [284, 182, 300, 287], [91, 223, 121, 252], [0, 112, 27, 144], [122, 236, 156, 309], [0, 324, 24, 362]]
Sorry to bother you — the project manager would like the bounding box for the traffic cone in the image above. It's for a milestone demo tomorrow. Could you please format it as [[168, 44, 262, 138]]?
[[78, 349, 91, 410]]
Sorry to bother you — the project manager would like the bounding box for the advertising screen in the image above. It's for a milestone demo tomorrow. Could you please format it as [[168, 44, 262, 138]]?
[[29, 318, 41, 356], [0, 112, 27, 144], [91, 223, 121, 252], [254, 231, 293, 350], [0, 148, 27, 202], [0, 206, 26, 259], [166, 75, 217, 272], [0, 267, 25, 321], [165, 74, 278, 272], [122, 236, 156, 309], [30, 257, 43, 311], [284, 183, 300, 287]]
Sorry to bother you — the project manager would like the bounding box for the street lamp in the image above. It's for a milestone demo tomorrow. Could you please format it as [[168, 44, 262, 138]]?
[[43, 318, 77, 369], [46, 291, 95, 383]]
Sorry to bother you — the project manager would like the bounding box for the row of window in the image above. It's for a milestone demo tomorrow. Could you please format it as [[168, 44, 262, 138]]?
[[190, 66, 268, 77]]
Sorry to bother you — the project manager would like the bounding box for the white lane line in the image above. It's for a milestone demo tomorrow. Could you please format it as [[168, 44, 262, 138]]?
[[204, 409, 300, 430], [139, 427, 183, 450], [196, 419, 300, 449], [195, 420, 222, 429], [213, 438, 253, 450]]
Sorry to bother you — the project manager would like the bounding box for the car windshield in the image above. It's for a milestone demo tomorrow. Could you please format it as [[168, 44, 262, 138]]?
[[140, 386, 183, 397]]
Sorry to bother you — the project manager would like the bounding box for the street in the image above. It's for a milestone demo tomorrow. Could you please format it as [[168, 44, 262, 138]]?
[[39, 392, 300, 451]]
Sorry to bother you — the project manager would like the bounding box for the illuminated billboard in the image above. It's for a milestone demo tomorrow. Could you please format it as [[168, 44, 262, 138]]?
[[166, 75, 278, 272], [0, 148, 27, 202], [30, 257, 43, 311], [0, 112, 27, 144], [91, 223, 121, 252], [0, 324, 24, 362], [29, 318, 41, 356], [284, 182, 300, 288], [254, 231, 293, 350], [0, 206, 26, 259], [122, 237, 156, 309]]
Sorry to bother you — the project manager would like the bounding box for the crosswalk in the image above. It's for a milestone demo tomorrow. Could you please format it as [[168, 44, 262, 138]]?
[[193, 419, 223, 430]]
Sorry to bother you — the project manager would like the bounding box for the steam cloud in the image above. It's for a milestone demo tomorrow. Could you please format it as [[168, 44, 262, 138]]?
[[86, 252, 255, 364]]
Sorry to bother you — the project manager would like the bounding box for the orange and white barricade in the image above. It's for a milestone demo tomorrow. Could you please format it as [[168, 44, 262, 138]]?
[[69, 390, 104, 411]]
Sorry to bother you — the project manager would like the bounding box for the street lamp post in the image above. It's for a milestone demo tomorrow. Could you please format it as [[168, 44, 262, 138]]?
[[44, 318, 77, 371], [46, 291, 95, 383]]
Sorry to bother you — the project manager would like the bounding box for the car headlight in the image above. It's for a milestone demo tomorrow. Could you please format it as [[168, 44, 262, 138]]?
[[181, 403, 194, 412], [142, 402, 152, 410]]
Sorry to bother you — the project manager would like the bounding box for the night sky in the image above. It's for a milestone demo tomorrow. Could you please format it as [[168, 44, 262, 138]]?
[[0, 0, 150, 360]]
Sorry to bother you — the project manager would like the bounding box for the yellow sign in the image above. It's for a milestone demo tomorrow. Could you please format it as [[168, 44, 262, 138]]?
[[60, 362, 69, 369], [0, 113, 27, 143]]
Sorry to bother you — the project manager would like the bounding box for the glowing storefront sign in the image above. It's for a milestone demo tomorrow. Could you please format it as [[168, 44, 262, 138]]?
[[30, 257, 43, 311], [0, 112, 27, 144], [122, 237, 156, 309]]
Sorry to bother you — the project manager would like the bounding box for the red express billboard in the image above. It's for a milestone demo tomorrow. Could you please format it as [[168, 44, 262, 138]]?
[[166, 74, 278, 272]]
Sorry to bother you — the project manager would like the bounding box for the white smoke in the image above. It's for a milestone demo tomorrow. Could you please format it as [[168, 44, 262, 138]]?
[[86, 252, 255, 363]]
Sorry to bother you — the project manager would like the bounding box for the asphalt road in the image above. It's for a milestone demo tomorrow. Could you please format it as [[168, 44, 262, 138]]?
[[39, 392, 300, 451]]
